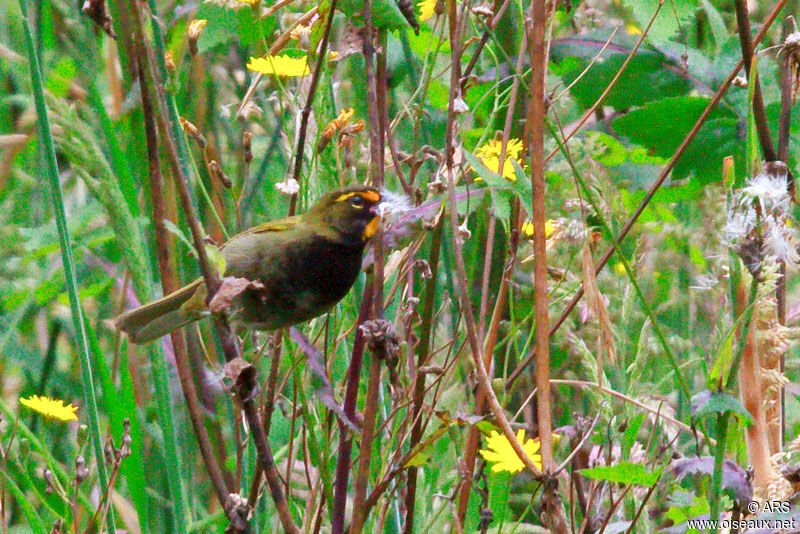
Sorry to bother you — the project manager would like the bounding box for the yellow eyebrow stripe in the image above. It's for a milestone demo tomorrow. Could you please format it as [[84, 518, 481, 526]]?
[[335, 190, 381, 203]]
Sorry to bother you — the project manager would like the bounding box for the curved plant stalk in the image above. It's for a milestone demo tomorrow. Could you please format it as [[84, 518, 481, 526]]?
[[16, 0, 115, 531]]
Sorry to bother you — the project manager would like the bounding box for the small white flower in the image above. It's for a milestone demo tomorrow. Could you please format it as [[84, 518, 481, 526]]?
[[723, 207, 756, 245], [785, 31, 800, 47], [377, 189, 412, 217], [742, 173, 790, 211], [457, 218, 472, 242], [275, 178, 300, 195], [453, 97, 470, 114], [764, 219, 800, 265]]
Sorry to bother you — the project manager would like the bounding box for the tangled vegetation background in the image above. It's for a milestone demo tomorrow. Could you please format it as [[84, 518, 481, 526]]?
[[3, 0, 800, 531]]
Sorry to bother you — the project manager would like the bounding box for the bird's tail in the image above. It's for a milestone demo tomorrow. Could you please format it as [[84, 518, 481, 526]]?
[[115, 279, 204, 344]]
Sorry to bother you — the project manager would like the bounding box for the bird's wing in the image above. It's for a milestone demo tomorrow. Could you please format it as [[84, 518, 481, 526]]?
[[238, 215, 302, 236]]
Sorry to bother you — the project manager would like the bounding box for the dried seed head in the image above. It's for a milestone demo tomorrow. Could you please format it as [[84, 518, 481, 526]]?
[[180, 117, 206, 148], [242, 131, 253, 165], [209, 160, 232, 189], [187, 19, 207, 56], [74, 455, 89, 486]]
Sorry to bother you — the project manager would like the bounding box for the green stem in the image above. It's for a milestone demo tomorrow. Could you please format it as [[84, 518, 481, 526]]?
[[709, 412, 729, 531], [15, 1, 115, 532]]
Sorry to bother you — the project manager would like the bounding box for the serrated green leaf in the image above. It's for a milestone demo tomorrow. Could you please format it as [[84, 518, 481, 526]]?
[[580, 461, 662, 486], [691, 390, 753, 425]]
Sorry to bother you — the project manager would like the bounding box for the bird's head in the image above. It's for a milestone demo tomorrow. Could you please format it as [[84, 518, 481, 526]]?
[[306, 185, 383, 245]]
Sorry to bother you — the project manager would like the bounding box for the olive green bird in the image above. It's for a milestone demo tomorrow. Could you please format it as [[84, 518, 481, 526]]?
[[115, 185, 384, 344]]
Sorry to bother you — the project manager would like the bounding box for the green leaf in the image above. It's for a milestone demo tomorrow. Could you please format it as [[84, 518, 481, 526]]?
[[462, 150, 514, 224], [337, 0, 410, 31], [613, 97, 739, 184], [588, 132, 628, 166], [550, 31, 693, 111], [745, 57, 761, 178], [487, 470, 512, 527], [407, 27, 450, 56], [580, 461, 662, 486], [701, 0, 728, 52], [707, 327, 734, 389], [427, 79, 450, 110], [0, 471, 46, 533], [621, 413, 645, 460], [691, 390, 753, 425], [164, 219, 197, 256], [665, 492, 710, 524], [623, 0, 697, 43], [195, 3, 278, 52]]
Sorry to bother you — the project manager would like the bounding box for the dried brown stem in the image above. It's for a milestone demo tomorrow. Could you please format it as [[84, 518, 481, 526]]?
[[443, 2, 543, 531], [402, 218, 444, 532], [133, 2, 300, 530], [128, 3, 233, 523], [526, 1, 568, 532], [732, 0, 778, 161], [288, 0, 339, 214]]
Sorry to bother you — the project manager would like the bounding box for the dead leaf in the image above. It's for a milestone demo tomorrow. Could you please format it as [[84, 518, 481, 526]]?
[[209, 277, 265, 314], [582, 240, 616, 375]]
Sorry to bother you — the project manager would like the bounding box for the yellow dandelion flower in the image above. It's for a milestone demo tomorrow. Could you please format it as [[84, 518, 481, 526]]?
[[328, 51, 340, 61], [247, 55, 311, 77], [479, 429, 542, 474], [521, 219, 559, 239], [418, 0, 437, 21], [626, 23, 642, 35], [235, 0, 260, 5], [613, 262, 628, 276], [473, 138, 525, 181], [19, 395, 78, 422]]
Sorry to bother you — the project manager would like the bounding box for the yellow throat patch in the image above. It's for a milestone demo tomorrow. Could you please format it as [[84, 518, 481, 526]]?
[[363, 216, 380, 240]]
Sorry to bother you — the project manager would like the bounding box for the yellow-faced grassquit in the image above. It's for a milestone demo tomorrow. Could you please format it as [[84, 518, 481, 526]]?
[[116, 185, 384, 343]]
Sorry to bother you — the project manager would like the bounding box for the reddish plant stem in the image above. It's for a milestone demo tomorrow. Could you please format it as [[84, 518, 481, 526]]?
[[131, 12, 233, 524], [526, 1, 568, 531], [457, 20, 530, 525], [288, 0, 339, 214], [134, 5, 300, 529], [331, 287, 374, 534], [248, 331, 283, 509], [732, 0, 778, 162], [402, 218, 444, 533], [507, 0, 788, 390]]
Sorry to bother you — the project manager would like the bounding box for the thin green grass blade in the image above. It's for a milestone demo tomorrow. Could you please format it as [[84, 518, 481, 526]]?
[[14, 0, 115, 531]]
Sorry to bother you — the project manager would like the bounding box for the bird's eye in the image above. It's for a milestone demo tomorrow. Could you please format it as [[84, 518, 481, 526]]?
[[350, 195, 365, 208]]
